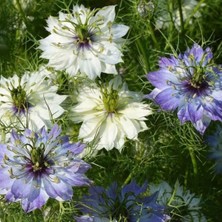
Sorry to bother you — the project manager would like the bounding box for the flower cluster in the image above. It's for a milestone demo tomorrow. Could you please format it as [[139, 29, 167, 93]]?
[[39, 5, 129, 79], [0, 68, 67, 131], [76, 181, 170, 222], [0, 124, 91, 212], [71, 76, 152, 151], [1, 1, 221, 220], [146, 43, 222, 134]]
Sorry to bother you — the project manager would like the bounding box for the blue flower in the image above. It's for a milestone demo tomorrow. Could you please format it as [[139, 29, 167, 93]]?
[[206, 126, 222, 173], [0, 124, 91, 212], [146, 43, 222, 134], [76, 181, 170, 222]]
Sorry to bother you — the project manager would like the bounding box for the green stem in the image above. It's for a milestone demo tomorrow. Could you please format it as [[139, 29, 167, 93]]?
[[147, 22, 159, 49], [177, 0, 184, 34], [123, 173, 132, 186], [135, 38, 150, 72], [15, 0, 29, 27], [188, 146, 198, 175]]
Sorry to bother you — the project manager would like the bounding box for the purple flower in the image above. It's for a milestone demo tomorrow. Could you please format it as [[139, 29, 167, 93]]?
[[146, 43, 222, 134], [76, 181, 170, 222], [0, 124, 91, 212], [206, 126, 222, 173]]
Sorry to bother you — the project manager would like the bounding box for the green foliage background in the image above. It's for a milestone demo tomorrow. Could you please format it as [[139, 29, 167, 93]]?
[[0, 0, 222, 221]]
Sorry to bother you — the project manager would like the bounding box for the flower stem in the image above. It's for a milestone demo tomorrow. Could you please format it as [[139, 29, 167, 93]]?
[[177, 0, 184, 34], [15, 0, 29, 27], [147, 22, 159, 49], [123, 173, 132, 186], [188, 146, 198, 175]]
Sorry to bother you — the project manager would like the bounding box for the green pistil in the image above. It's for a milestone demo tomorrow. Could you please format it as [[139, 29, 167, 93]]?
[[190, 66, 206, 88], [10, 85, 28, 111], [112, 199, 128, 221], [76, 25, 90, 44], [30, 143, 47, 172], [102, 88, 119, 113]]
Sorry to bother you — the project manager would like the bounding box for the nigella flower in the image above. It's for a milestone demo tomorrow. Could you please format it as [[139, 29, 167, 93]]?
[[155, 0, 205, 30], [71, 76, 152, 151], [0, 68, 67, 131], [150, 181, 207, 222], [0, 124, 91, 212], [38, 4, 129, 79], [206, 125, 222, 173], [75, 181, 170, 222], [137, 0, 154, 18], [146, 43, 222, 134]]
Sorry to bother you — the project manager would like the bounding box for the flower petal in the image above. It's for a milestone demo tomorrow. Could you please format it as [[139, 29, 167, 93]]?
[[155, 88, 180, 110]]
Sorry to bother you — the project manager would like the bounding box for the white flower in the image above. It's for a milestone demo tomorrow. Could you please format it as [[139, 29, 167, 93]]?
[[155, 0, 205, 30], [0, 68, 67, 131], [13, 0, 33, 11], [150, 181, 207, 222], [39, 5, 129, 80], [71, 76, 152, 151]]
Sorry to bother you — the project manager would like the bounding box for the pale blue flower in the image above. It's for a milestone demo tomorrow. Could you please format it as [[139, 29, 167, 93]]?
[[0, 124, 91, 212], [146, 43, 222, 134]]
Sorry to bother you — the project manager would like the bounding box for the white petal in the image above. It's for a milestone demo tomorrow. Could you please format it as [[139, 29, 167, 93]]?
[[98, 115, 118, 150], [79, 114, 105, 142], [79, 51, 102, 79], [101, 63, 117, 74], [111, 24, 129, 39], [119, 103, 152, 120], [118, 116, 139, 139], [99, 43, 122, 64], [95, 5, 116, 23]]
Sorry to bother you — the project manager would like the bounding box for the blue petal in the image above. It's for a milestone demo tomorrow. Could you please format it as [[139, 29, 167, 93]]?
[[27, 177, 42, 202], [145, 88, 161, 100], [0, 169, 13, 190], [122, 180, 147, 197], [59, 173, 90, 186], [178, 105, 190, 123], [48, 124, 61, 140], [187, 103, 204, 123], [43, 177, 73, 200], [211, 90, 222, 101], [147, 70, 178, 89], [190, 44, 204, 63], [22, 189, 48, 212], [193, 117, 211, 134], [203, 100, 222, 120], [155, 88, 180, 111], [68, 142, 86, 155], [158, 56, 179, 68], [11, 178, 33, 199]]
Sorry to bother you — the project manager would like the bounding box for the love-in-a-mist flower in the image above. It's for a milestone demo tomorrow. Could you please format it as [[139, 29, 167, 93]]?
[[38, 4, 129, 79], [206, 125, 222, 173], [146, 43, 222, 134], [155, 0, 205, 30], [150, 181, 206, 222], [0, 68, 67, 131], [71, 76, 152, 151], [0, 124, 91, 212], [75, 181, 170, 222]]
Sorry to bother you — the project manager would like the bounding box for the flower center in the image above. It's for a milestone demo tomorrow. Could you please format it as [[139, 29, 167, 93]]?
[[102, 88, 119, 113], [10, 85, 31, 113], [75, 25, 93, 48], [189, 66, 207, 89], [30, 143, 49, 172]]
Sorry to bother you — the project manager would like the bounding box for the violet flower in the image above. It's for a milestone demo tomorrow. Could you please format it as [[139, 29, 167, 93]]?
[[146, 43, 222, 134], [0, 124, 91, 212]]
